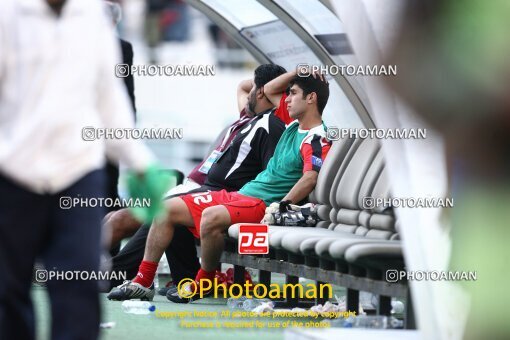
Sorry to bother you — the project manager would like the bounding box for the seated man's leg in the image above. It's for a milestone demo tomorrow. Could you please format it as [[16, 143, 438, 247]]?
[[106, 222, 199, 292], [197, 193, 266, 277], [162, 186, 217, 286], [103, 210, 121, 256], [108, 223, 151, 289], [199, 206, 232, 272], [167, 191, 266, 303], [107, 197, 196, 300], [144, 197, 194, 262], [164, 226, 200, 283], [103, 208, 143, 251], [107, 187, 212, 293]]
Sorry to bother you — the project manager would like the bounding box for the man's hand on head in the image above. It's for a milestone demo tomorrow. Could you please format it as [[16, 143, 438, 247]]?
[[296, 65, 328, 83], [237, 78, 254, 113], [311, 70, 327, 83]]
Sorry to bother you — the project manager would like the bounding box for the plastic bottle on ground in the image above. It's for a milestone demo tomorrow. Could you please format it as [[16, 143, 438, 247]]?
[[353, 315, 389, 328], [227, 296, 248, 309], [121, 301, 156, 315], [242, 298, 274, 311], [329, 315, 403, 329], [353, 315, 404, 329]]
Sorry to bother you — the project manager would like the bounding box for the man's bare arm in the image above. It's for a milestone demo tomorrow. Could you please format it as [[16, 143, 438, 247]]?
[[263, 70, 297, 108], [237, 79, 253, 113], [282, 171, 319, 204]]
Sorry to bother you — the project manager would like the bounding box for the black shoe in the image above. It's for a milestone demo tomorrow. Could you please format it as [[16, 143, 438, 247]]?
[[166, 281, 212, 303], [157, 281, 176, 296], [107, 280, 155, 301], [165, 285, 178, 297]]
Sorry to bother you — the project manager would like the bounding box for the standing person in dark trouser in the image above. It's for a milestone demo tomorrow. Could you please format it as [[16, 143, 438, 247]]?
[[0, 172, 107, 339], [0, 0, 157, 339], [106, 64, 289, 294]]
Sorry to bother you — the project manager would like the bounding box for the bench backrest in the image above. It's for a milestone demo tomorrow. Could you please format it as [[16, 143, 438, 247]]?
[[311, 138, 398, 239]]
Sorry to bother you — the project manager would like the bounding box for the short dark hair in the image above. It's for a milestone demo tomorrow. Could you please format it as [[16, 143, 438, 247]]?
[[288, 75, 330, 114], [254, 64, 287, 89]]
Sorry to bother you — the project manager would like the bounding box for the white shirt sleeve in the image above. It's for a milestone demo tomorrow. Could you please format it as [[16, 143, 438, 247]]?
[[95, 8, 155, 172]]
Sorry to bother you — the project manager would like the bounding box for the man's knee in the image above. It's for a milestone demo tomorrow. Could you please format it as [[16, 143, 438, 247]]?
[[162, 197, 193, 226], [108, 208, 138, 230], [200, 206, 230, 237]]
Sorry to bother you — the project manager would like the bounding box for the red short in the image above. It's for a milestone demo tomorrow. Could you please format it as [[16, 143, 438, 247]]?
[[179, 190, 266, 238]]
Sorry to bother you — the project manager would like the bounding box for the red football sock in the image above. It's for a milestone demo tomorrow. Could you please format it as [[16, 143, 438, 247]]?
[[132, 260, 158, 288], [195, 268, 216, 289]]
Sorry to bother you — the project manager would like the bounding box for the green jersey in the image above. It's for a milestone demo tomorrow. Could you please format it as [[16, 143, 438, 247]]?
[[239, 121, 330, 206]]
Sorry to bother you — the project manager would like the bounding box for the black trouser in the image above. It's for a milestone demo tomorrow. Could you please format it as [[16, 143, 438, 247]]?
[[104, 161, 120, 213], [0, 170, 105, 340], [105, 160, 121, 257], [108, 185, 219, 289]]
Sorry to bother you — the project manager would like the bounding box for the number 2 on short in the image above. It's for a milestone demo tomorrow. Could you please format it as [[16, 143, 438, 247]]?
[[192, 192, 212, 205]]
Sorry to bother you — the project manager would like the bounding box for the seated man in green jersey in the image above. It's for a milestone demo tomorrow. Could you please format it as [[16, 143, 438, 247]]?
[[109, 70, 332, 303]]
